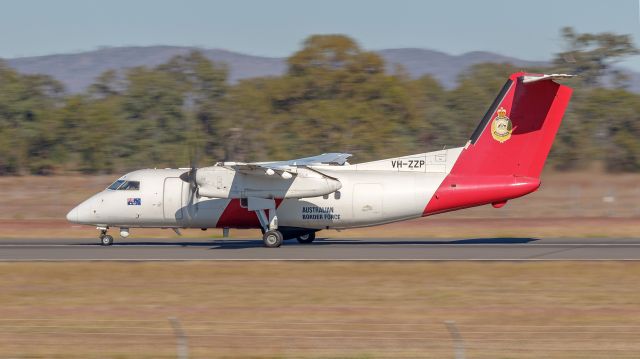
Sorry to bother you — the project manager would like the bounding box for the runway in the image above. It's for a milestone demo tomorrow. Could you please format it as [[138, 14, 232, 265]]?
[[1, 237, 640, 260]]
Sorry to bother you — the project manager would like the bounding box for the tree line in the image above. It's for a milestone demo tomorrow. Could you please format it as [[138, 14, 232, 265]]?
[[0, 27, 638, 175]]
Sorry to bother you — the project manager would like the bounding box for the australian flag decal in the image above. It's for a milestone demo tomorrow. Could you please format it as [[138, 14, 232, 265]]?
[[127, 198, 141, 206]]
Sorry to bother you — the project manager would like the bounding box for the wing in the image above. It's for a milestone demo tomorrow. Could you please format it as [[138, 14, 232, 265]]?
[[223, 153, 352, 178], [257, 152, 352, 168]]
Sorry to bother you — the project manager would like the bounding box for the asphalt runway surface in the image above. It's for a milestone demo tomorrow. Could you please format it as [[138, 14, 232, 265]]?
[[1, 237, 640, 260]]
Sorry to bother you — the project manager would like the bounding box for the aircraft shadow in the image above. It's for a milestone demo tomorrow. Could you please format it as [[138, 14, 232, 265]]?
[[71, 237, 539, 249], [210, 237, 540, 250], [316, 237, 540, 245], [71, 241, 217, 247]]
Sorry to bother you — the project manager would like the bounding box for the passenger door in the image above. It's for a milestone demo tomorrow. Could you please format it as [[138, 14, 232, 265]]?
[[163, 177, 184, 223]]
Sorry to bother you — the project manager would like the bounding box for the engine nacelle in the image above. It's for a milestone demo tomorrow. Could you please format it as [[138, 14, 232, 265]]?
[[195, 166, 341, 199]]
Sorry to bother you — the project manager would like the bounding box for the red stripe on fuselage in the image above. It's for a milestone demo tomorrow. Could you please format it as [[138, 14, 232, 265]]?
[[215, 199, 283, 228]]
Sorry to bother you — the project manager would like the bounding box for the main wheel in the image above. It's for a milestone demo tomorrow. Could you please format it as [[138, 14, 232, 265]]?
[[263, 230, 283, 248], [296, 232, 316, 244], [100, 234, 114, 246]]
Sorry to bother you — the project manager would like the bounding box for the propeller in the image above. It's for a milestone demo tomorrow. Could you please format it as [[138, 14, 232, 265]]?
[[179, 146, 201, 215]]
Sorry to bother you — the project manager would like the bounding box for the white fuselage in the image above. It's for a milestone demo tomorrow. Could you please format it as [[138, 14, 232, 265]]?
[[67, 148, 463, 230]]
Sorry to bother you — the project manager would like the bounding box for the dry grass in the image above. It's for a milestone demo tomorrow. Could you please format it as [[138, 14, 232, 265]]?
[[0, 172, 638, 239], [0, 261, 639, 358]]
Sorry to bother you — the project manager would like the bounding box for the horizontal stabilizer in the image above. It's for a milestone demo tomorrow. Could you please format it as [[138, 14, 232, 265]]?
[[522, 73, 575, 83]]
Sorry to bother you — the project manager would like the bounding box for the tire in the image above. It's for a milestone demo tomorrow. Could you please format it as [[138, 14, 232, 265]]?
[[296, 232, 316, 244], [263, 230, 283, 248], [101, 235, 114, 246]]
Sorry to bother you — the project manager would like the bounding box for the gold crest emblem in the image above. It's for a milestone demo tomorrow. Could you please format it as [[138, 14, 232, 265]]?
[[491, 107, 512, 143]]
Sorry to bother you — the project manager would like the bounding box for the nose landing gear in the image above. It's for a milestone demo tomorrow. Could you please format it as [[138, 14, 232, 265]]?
[[98, 228, 114, 246], [100, 235, 114, 246]]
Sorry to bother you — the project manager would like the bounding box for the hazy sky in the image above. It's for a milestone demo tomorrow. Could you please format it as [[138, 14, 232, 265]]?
[[1, 0, 639, 69]]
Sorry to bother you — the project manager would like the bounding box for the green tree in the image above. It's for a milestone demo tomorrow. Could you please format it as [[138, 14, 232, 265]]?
[[0, 62, 64, 175], [56, 94, 125, 173], [158, 51, 228, 160], [3, 30, 640, 176], [259, 35, 415, 161], [573, 88, 640, 171], [443, 63, 522, 145], [553, 26, 639, 87]]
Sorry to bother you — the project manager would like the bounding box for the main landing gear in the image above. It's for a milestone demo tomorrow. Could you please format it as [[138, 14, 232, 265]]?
[[261, 229, 316, 247], [248, 197, 320, 248], [248, 197, 298, 248], [296, 231, 316, 244], [249, 198, 282, 248], [98, 228, 113, 246], [249, 198, 317, 247], [263, 230, 284, 248]]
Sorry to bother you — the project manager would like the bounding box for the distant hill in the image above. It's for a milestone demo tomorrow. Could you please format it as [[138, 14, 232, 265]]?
[[377, 48, 547, 87], [3, 46, 639, 93], [4, 46, 286, 93]]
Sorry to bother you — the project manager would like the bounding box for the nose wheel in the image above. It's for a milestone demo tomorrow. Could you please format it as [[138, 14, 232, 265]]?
[[100, 235, 114, 246], [98, 228, 114, 246]]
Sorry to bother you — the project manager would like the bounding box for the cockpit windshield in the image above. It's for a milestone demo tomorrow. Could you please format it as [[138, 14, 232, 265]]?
[[107, 180, 140, 191], [107, 180, 125, 190], [119, 181, 140, 190]]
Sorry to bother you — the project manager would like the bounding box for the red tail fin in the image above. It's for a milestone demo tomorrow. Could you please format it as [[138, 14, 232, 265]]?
[[456, 72, 573, 178], [424, 73, 573, 215]]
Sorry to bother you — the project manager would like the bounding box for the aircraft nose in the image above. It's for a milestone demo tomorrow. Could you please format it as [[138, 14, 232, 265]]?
[[66, 206, 79, 223]]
